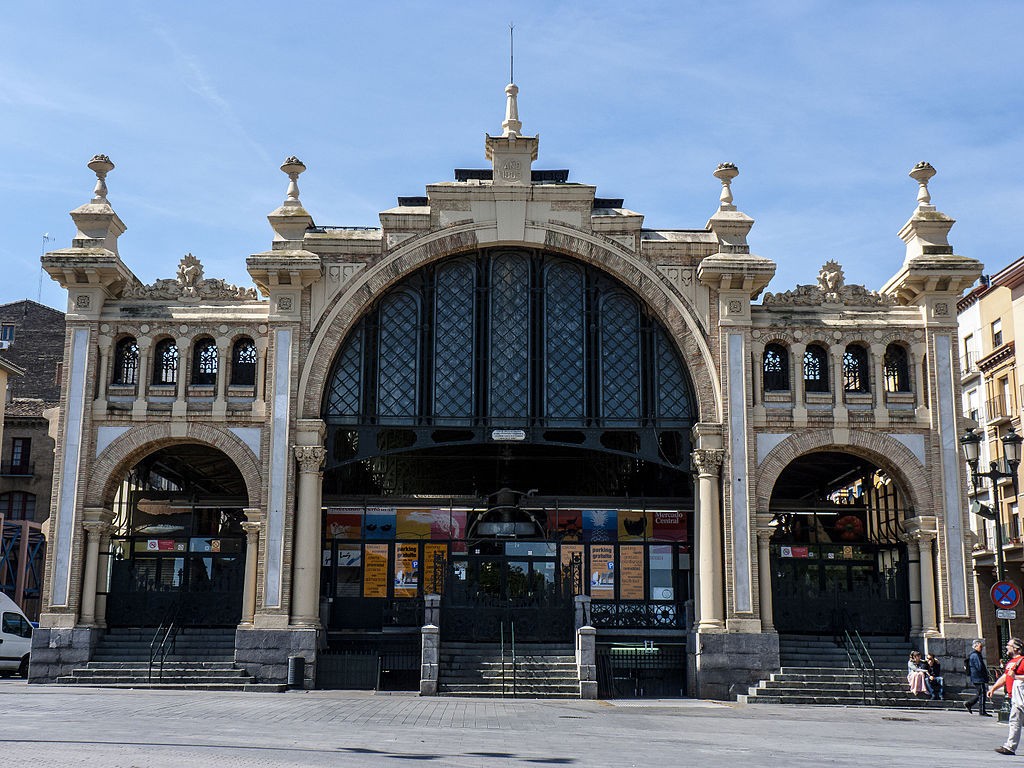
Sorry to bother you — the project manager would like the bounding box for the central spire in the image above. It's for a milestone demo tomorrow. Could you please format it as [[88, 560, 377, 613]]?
[[502, 83, 522, 137]]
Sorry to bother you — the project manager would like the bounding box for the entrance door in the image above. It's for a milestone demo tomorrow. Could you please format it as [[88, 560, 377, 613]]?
[[441, 542, 573, 643], [770, 543, 909, 635]]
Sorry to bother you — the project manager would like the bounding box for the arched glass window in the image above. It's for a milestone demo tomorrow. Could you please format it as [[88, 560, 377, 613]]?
[[763, 343, 789, 391], [488, 254, 530, 419], [433, 260, 475, 422], [884, 343, 911, 393], [231, 338, 258, 386], [191, 339, 218, 386], [843, 344, 870, 393], [112, 337, 139, 386], [152, 339, 179, 385], [600, 293, 641, 420], [377, 292, 421, 421], [544, 262, 585, 421], [804, 345, 829, 393]]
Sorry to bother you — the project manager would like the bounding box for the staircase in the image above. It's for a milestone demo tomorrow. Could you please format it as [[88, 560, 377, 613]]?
[[55, 627, 284, 692], [439, 642, 580, 698], [739, 634, 960, 707]]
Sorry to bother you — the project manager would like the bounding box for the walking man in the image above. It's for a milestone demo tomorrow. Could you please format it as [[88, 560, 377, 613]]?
[[989, 637, 1024, 755], [966, 639, 991, 716]]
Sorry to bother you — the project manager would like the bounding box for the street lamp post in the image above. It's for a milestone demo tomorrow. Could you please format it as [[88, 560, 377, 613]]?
[[961, 426, 1023, 657]]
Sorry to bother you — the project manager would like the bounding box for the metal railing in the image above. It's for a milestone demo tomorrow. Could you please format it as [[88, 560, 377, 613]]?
[[500, 620, 518, 698], [148, 600, 182, 683], [988, 394, 1015, 421], [840, 629, 878, 705]]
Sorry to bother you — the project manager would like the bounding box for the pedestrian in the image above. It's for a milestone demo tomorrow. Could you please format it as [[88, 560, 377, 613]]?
[[989, 637, 1024, 755], [966, 639, 991, 716], [924, 652, 944, 700], [907, 650, 928, 695]]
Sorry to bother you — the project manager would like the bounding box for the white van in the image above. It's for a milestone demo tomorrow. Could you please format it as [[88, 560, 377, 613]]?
[[0, 592, 32, 678]]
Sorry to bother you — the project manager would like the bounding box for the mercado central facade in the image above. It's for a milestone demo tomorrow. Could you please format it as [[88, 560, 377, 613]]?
[[30, 85, 985, 698]]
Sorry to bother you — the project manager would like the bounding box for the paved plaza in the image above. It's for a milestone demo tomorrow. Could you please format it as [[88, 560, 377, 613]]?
[[0, 680, 1018, 767]]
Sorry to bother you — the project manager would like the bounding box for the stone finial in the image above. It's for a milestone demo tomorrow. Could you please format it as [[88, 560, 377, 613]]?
[[714, 162, 738, 210], [502, 83, 522, 137], [87, 154, 115, 203], [280, 156, 306, 206], [909, 161, 936, 208]]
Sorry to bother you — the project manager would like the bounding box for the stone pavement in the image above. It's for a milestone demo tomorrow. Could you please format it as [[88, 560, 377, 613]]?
[[0, 679, 1016, 767]]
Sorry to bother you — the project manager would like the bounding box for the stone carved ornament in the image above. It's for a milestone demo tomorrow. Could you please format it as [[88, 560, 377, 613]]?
[[762, 260, 896, 307], [123, 254, 258, 300]]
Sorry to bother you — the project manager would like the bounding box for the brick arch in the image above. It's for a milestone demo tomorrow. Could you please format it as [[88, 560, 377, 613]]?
[[299, 222, 721, 423], [754, 429, 934, 519], [87, 423, 263, 508]]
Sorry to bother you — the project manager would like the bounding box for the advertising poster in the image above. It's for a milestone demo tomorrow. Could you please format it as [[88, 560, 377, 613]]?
[[590, 544, 615, 599], [560, 544, 585, 594], [364, 507, 397, 540], [449, 510, 469, 551], [583, 510, 617, 543], [648, 545, 674, 601], [325, 507, 363, 539], [397, 509, 433, 540], [423, 543, 447, 593], [363, 543, 389, 597], [618, 511, 651, 541], [394, 542, 419, 597], [619, 545, 645, 599], [652, 510, 688, 542], [548, 509, 582, 541]]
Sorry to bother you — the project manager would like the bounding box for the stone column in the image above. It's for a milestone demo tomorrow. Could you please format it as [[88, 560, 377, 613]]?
[[93, 527, 112, 628], [253, 338, 269, 418], [755, 520, 775, 632], [694, 448, 725, 631], [79, 508, 113, 626], [870, 342, 887, 424], [791, 342, 807, 424], [171, 337, 188, 418], [916, 531, 939, 636], [241, 508, 263, 626], [832, 345, 848, 426], [905, 534, 923, 634], [213, 343, 229, 417], [291, 445, 326, 626], [95, 336, 112, 403], [132, 338, 151, 418]]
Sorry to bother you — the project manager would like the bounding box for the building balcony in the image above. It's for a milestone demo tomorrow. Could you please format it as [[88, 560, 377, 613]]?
[[0, 462, 34, 477], [987, 394, 1016, 424]]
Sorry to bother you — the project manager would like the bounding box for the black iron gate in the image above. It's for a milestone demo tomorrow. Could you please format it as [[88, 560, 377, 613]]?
[[440, 554, 576, 643], [771, 543, 910, 636]]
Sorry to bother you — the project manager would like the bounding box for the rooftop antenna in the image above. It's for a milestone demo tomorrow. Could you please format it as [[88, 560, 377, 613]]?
[[37, 233, 53, 303], [509, 23, 515, 84]]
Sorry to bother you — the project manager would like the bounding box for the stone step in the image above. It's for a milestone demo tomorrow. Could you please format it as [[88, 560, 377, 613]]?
[[54, 681, 286, 692], [740, 694, 962, 707], [440, 684, 581, 696], [64, 668, 251, 679], [82, 661, 240, 670]]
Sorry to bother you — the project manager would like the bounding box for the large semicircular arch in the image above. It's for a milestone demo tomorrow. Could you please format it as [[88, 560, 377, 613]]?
[[87, 423, 263, 509], [299, 222, 722, 422]]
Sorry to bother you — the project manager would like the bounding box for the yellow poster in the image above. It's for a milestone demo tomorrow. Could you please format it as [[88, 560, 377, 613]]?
[[561, 544, 585, 595], [618, 511, 651, 541], [619, 545, 644, 599], [424, 544, 447, 594], [394, 542, 419, 598], [590, 544, 615, 600], [363, 543, 389, 598], [397, 509, 433, 540]]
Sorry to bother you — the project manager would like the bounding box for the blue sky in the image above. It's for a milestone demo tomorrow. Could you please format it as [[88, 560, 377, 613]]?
[[2, 2, 1021, 310]]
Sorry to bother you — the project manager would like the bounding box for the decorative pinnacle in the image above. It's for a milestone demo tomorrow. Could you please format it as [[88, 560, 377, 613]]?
[[87, 154, 114, 202], [909, 161, 936, 208], [280, 156, 306, 205], [502, 83, 522, 137], [714, 162, 739, 209]]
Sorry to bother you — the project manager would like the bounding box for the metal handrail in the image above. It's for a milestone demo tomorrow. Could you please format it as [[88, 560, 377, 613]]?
[[500, 621, 506, 698], [148, 599, 182, 683], [510, 620, 517, 699], [842, 629, 878, 704]]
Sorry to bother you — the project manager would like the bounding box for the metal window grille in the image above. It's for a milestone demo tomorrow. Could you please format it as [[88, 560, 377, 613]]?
[[763, 344, 789, 391], [803, 345, 829, 393], [842, 345, 870, 393]]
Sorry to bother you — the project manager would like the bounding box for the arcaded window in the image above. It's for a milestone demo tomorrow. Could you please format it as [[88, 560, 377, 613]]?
[[113, 337, 139, 386], [191, 339, 218, 386], [842, 344, 870, 393], [884, 343, 911, 392], [152, 339, 179, 385], [231, 338, 257, 386], [803, 345, 829, 393], [763, 344, 789, 391]]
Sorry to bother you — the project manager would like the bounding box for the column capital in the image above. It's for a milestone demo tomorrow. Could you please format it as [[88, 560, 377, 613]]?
[[243, 507, 264, 524], [241, 521, 262, 539], [692, 448, 725, 477], [294, 445, 326, 473], [755, 526, 774, 544], [82, 507, 115, 534]]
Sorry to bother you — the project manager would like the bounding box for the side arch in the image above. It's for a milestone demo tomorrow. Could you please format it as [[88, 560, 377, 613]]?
[[87, 423, 264, 508], [299, 222, 721, 423], [754, 429, 935, 519]]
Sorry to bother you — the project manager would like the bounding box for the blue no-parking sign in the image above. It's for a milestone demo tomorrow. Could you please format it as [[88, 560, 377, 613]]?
[[992, 581, 1021, 609]]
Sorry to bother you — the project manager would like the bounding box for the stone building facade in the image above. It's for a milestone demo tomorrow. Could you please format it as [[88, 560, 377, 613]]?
[[0, 301, 64, 619], [30, 87, 983, 698]]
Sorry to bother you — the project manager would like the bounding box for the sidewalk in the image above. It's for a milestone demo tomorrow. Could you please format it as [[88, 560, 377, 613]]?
[[0, 680, 1011, 767]]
